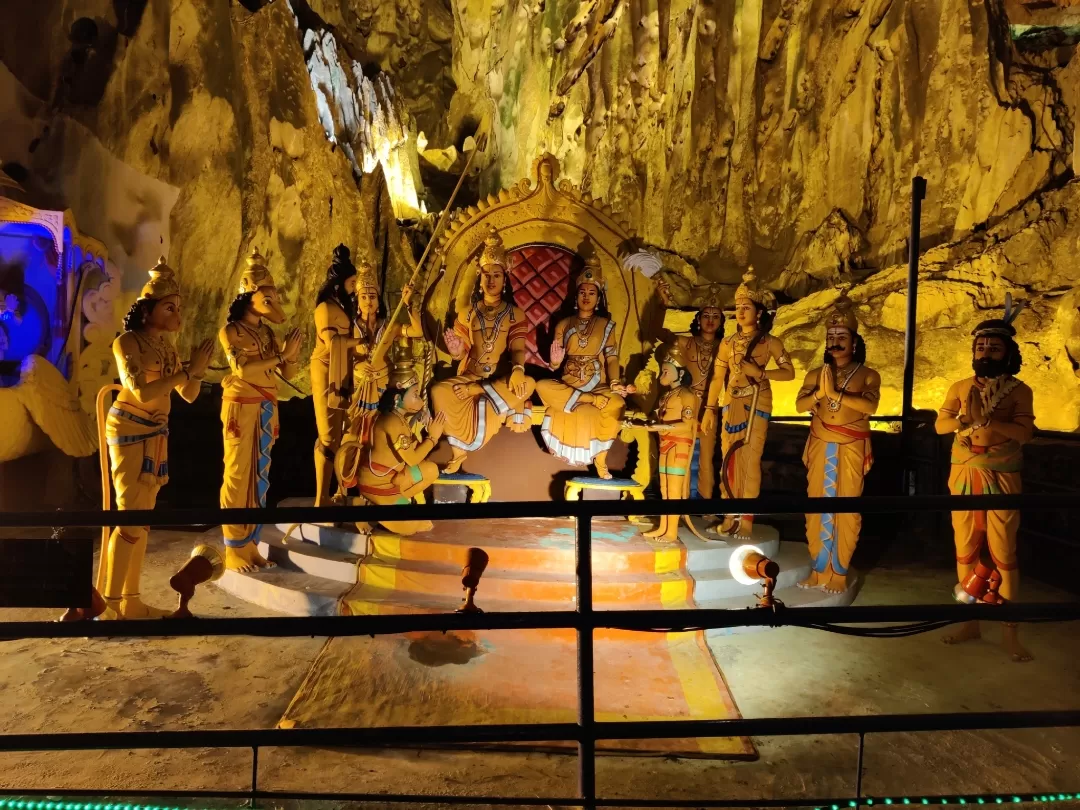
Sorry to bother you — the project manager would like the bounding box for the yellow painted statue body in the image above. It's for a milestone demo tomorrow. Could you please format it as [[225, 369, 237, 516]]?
[[97, 259, 213, 619], [537, 312, 626, 478], [311, 298, 354, 505], [670, 332, 720, 496], [641, 382, 698, 541], [431, 302, 535, 471], [357, 407, 441, 535], [703, 329, 793, 536], [795, 362, 880, 593]]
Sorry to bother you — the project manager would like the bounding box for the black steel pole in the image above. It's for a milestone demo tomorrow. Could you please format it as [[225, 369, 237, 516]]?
[[576, 514, 596, 810], [902, 176, 928, 494]]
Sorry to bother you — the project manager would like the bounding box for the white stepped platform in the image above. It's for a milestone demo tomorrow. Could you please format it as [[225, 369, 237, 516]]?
[[210, 516, 861, 628]]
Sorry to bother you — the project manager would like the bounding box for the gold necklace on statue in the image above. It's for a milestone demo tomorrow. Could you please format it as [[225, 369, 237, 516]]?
[[576, 314, 597, 349], [695, 336, 717, 375], [475, 301, 511, 354]]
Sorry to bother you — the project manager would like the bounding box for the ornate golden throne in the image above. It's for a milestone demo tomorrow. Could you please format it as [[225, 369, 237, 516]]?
[[421, 154, 660, 502]]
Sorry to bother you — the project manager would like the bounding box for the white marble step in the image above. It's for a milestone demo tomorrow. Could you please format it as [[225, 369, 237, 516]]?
[[274, 497, 371, 556]]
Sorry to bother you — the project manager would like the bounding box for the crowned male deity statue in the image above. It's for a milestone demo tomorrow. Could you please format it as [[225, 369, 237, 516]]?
[[537, 256, 632, 479], [218, 249, 302, 573], [794, 292, 880, 593], [84, 258, 214, 619], [935, 297, 1035, 662], [432, 227, 535, 473], [657, 279, 724, 497], [700, 268, 794, 538]]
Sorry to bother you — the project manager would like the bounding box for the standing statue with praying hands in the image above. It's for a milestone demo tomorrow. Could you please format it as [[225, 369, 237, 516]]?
[[935, 297, 1035, 662], [794, 293, 879, 594]]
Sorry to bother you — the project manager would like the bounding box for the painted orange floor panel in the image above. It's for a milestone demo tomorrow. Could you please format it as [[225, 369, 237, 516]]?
[[278, 518, 756, 759]]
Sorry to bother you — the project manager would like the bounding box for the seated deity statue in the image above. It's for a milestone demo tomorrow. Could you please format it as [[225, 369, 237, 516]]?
[[536, 256, 632, 480], [430, 227, 536, 473]]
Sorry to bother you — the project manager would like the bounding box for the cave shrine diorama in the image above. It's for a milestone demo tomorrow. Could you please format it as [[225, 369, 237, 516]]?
[[1, 0, 1079, 796]]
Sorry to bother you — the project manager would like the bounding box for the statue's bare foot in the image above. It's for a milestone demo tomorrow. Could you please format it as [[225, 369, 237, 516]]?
[[942, 620, 981, 645], [711, 516, 739, 537], [58, 590, 107, 621], [594, 458, 613, 480], [226, 544, 276, 574], [641, 522, 666, 538], [797, 571, 822, 590], [118, 596, 171, 619], [1002, 624, 1034, 663], [821, 572, 848, 594], [443, 451, 467, 474]]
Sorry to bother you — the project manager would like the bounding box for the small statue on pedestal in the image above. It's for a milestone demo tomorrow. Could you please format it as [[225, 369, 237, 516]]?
[[934, 296, 1035, 662], [794, 293, 880, 594], [537, 256, 632, 479], [352, 356, 444, 535], [431, 227, 535, 473], [95, 257, 213, 619], [700, 268, 794, 538], [634, 344, 698, 541], [218, 250, 302, 573], [311, 245, 359, 507], [657, 279, 724, 497]]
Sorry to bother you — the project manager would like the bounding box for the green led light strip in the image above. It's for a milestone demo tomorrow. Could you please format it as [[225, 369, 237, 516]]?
[[818, 795, 1079, 810]]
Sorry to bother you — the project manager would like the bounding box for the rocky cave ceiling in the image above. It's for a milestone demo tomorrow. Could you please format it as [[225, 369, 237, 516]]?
[[1, 0, 1079, 426]]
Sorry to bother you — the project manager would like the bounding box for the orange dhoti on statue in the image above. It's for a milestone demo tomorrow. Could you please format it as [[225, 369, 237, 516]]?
[[537, 378, 625, 466], [431, 374, 534, 454], [948, 440, 1022, 572], [106, 402, 170, 535], [719, 387, 772, 502], [220, 376, 279, 549], [803, 419, 873, 578]]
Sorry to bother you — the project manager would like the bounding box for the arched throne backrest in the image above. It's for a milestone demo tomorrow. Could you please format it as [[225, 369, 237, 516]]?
[[428, 154, 656, 372]]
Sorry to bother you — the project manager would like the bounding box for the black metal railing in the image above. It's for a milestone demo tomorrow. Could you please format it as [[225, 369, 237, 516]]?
[[1, 493, 1079, 809]]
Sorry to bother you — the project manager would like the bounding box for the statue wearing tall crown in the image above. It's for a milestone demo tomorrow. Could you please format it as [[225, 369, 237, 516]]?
[[218, 249, 302, 573], [657, 279, 725, 497], [431, 227, 536, 473], [69, 257, 214, 619], [794, 292, 880, 593], [536, 256, 632, 479], [700, 268, 795, 538]]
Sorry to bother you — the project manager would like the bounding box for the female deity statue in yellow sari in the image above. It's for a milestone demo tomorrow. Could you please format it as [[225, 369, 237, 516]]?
[[99, 258, 214, 618], [218, 250, 302, 573], [431, 227, 535, 473], [700, 268, 794, 538], [537, 257, 631, 479]]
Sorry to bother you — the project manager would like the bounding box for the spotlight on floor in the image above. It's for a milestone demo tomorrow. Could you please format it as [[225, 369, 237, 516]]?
[[456, 548, 490, 614], [169, 544, 226, 618], [729, 544, 782, 608], [954, 560, 1006, 605]]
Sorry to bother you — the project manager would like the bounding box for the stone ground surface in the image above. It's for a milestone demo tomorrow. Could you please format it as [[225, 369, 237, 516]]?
[[0, 529, 1077, 807]]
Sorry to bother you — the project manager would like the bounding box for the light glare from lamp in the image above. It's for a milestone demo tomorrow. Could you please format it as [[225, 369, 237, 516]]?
[[729, 544, 766, 586]]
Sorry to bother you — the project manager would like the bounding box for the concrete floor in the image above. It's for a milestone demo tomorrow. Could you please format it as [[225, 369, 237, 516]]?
[[0, 530, 1077, 806]]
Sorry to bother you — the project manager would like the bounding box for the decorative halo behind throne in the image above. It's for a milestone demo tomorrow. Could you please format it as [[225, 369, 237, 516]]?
[[422, 154, 660, 500]]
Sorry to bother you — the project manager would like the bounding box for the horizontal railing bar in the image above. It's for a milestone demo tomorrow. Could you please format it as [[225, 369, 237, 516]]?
[[0, 710, 1077, 753], [2, 603, 1078, 639], [2, 790, 1074, 809], [4, 493, 1080, 529]]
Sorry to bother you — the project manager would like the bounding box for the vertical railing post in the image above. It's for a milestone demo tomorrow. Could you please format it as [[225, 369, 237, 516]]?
[[576, 511, 596, 810], [854, 731, 865, 808], [250, 745, 259, 807], [902, 176, 928, 495]]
